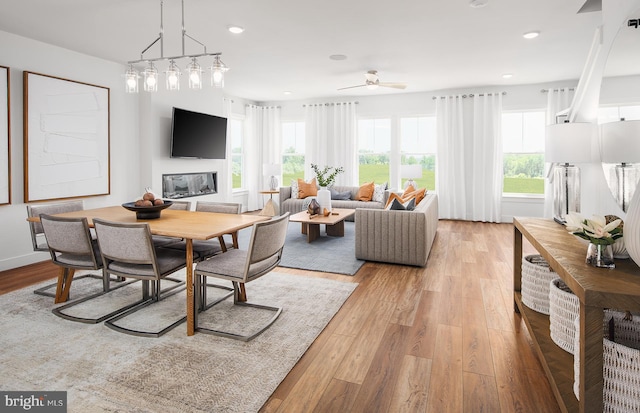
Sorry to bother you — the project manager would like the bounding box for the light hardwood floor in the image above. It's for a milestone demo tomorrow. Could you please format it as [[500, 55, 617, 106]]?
[[1, 220, 560, 412]]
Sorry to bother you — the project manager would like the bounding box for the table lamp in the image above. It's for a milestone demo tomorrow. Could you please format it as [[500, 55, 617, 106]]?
[[401, 164, 422, 190], [545, 121, 595, 224], [600, 119, 640, 212], [263, 163, 282, 191]]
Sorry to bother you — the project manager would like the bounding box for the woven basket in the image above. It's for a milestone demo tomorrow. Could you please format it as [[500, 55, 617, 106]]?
[[549, 278, 579, 354], [521, 255, 557, 315], [573, 310, 640, 412]]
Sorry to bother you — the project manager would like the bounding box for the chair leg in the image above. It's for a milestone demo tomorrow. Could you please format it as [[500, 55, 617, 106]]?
[[54, 268, 75, 304]]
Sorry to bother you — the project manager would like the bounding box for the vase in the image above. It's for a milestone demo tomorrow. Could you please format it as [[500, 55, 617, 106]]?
[[626, 188, 640, 267], [585, 243, 615, 269], [317, 186, 332, 212]]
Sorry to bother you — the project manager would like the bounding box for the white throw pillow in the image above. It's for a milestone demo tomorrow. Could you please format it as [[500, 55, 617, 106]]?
[[291, 179, 299, 199], [372, 182, 387, 203]]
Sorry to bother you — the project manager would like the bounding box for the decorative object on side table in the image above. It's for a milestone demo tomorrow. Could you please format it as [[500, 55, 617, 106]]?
[[263, 163, 282, 191], [565, 213, 622, 269], [626, 189, 640, 268], [310, 163, 344, 213], [307, 199, 321, 216]]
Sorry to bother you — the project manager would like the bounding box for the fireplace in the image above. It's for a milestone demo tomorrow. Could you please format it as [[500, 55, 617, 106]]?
[[162, 172, 217, 199]]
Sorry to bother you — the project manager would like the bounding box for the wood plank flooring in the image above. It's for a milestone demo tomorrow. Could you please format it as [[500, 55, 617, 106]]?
[[0, 220, 561, 413]]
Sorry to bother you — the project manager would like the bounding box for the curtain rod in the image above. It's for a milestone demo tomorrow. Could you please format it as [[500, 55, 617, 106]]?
[[245, 104, 281, 109], [431, 92, 506, 100], [541, 87, 576, 93], [302, 101, 359, 107]]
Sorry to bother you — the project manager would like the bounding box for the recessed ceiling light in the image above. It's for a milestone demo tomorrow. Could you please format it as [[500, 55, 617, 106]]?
[[329, 54, 348, 61], [283, 91, 292, 95], [228, 26, 244, 34], [523, 31, 540, 39], [502, 73, 513, 79], [469, 0, 488, 8]]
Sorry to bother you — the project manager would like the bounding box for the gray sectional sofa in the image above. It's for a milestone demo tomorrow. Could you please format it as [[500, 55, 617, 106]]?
[[355, 193, 438, 267], [279, 185, 392, 221]]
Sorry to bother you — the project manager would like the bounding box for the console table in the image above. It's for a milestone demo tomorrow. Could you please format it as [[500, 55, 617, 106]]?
[[513, 217, 640, 413]]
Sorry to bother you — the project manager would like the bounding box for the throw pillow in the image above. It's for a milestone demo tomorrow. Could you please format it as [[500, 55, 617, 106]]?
[[330, 187, 352, 200], [385, 193, 404, 209], [372, 182, 388, 203], [404, 184, 416, 194], [356, 181, 375, 201], [298, 178, 318, 198], [291, 179, 299, 199], [403, 188, 426, 205], [389, 197, 416, 211]]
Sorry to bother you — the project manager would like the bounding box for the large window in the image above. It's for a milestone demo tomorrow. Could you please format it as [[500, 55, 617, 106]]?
[[502, 111, 545, 194], [400, 116, 436, 190], [282, 121, 305, 185], [229, 118, 243, 189], [598, 105, 640, 123], [358, 118, 390, 184]]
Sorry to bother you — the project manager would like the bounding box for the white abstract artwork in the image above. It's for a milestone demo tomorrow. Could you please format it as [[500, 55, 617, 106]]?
[[24, 72, 110, 202], [0, 66, 9, 205]]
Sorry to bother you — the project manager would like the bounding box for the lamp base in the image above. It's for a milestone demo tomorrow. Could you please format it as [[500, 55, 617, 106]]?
[[403, 179, 416, 190], [269, 176, 279, 191], [552, 164, 580, 223]]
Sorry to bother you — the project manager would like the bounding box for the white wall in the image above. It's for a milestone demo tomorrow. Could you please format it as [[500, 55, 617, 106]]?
[[0, 30, 139, 270]]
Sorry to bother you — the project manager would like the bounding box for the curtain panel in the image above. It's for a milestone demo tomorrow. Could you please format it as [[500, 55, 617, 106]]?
[[244, 105, 281, 211], [304, 102, 358, 186], [435, 93, 503, 222]]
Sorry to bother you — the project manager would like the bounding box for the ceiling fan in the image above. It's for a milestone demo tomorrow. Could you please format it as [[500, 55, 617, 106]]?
[[338, 70, 407, 91]]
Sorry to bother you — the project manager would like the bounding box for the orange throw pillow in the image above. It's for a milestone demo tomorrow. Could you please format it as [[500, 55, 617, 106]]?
[[403, 188, 426, 205], [297, 178, 318, 198], [356, 181, 375, 201]]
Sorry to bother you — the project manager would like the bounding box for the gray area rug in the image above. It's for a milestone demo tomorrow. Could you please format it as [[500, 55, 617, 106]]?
[[238, 220, 365, 276], [0, 270, 356, 413]]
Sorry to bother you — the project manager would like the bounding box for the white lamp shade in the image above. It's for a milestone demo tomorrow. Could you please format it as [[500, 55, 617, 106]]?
[[545, 122, 595, 164], [600, 120, 640, 163], [401, 164, 423, 179], [263, 163, 282, 176]]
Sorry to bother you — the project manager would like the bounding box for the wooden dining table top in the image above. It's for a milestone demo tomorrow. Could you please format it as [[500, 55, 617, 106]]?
[[32, 205, 269, 240]]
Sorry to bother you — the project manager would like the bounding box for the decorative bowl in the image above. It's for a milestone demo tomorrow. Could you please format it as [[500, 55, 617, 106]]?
[[122, 200, 173, 219]]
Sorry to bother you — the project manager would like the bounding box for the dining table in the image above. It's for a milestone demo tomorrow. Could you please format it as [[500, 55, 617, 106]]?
[[29, 205, 269, 336]]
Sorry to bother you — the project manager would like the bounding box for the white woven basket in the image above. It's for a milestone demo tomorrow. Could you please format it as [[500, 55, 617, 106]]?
[[521, 255, 557, 315], [573, 310, 640, 412], [549, 278, 579, 354]]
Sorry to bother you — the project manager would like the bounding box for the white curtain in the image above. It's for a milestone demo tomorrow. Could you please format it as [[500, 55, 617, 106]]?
[[544, 88, 575, 218], [221, 98, 234, 200], [471, 93, 503, 222], [436, 96, 466, 219], [436, 93, 503, 222], [245, 105, 281, 211], [305, 102, 358, 185]]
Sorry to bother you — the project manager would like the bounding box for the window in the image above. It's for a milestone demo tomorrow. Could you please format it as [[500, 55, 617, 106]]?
[[598, 105, 640, 123], [229, 118, 243, 189], [358, 118, 390, 185], [502, 111, 545, 194], [282, 121, 305, 185], [400, 116, 436, 190]]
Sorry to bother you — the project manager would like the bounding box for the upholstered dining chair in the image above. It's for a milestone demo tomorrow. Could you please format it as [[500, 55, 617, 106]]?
[[26, 200, 105, 298], [39, 214, 106, 304], [164, 201, 242, 260], [92, 218, 189, 337], [193, 212, 290, 341], [151, 200, 193, 247]]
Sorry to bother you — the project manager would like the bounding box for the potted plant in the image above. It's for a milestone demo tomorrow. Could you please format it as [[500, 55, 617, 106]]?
[[310, 163, 344, 188], [565, 213, 622, 268]]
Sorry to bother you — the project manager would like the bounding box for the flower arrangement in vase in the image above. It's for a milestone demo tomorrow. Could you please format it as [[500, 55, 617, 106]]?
[[310, 164, 344, 213], [565, 213, 622, 268]]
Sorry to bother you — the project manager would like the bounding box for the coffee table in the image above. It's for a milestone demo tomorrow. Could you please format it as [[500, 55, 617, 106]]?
[[289, 208, 356, 243]]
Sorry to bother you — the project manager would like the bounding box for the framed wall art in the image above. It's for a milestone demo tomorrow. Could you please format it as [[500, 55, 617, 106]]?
[[0, 65, 9, 205], [23, 71, 110, 202]]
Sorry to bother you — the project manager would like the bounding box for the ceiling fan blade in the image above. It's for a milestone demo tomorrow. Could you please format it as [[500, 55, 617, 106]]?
[[337, 84, 366, 91], [378, 82, 407, 89]]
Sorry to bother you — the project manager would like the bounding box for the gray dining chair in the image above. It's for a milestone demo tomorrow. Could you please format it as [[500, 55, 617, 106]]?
[[93, 218, 188, 337], [193, 212, 289, 341], [164, 201, 242, 260], [26, 200, 105, 298], [151, 200, 193, 247]]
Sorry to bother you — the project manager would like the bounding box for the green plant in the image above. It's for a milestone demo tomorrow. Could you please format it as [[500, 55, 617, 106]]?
[[310, 163, 344, 187]]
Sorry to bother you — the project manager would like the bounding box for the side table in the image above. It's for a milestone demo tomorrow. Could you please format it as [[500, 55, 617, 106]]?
[[259, 190, 279, 216]]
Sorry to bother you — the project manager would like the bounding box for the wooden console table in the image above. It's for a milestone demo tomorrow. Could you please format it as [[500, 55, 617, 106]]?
[[513, 217, 640, 413]]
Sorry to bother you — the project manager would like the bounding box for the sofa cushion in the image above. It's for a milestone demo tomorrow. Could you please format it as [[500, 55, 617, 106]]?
[[298, 178, 318, 198], [356, 181, 375, 201], [330, 187, 352, 200]]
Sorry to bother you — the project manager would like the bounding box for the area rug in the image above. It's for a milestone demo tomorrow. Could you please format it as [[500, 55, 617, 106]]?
[[0, 270, 357, 413], [237, 220, 365, 275]]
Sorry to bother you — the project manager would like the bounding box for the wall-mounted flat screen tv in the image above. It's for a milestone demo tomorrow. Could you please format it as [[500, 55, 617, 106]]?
[[170, 107, 228, 159]]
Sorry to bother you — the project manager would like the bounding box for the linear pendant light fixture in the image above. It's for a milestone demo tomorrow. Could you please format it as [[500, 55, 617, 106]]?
[[124, 0, 229, 93]]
